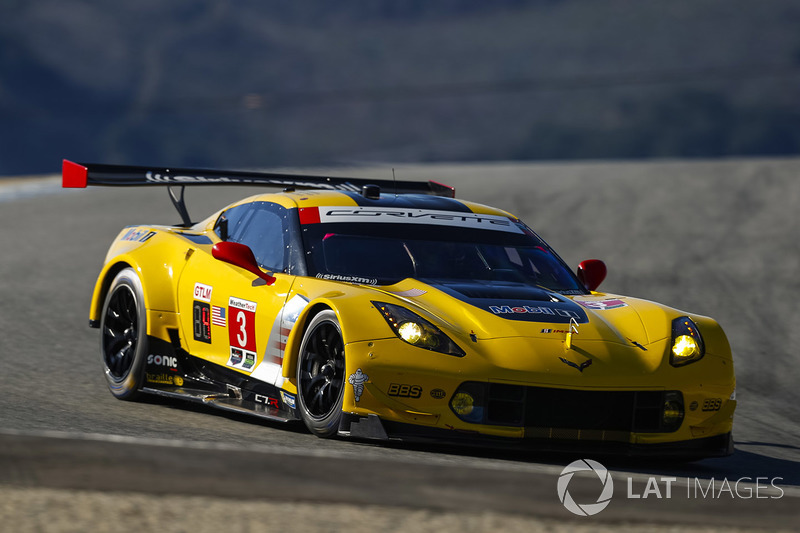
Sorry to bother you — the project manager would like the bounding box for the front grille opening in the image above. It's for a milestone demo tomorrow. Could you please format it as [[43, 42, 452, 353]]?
[[461, 381, 683, 436], [486, 383, 525, 425], [525, 388, 636, 431]]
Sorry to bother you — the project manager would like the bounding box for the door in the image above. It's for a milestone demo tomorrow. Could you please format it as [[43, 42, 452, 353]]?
[[177, 201, 296, 385]]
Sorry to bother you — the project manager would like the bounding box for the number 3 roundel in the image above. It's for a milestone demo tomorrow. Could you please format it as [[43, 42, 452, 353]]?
[[228, 297, 257, 352]]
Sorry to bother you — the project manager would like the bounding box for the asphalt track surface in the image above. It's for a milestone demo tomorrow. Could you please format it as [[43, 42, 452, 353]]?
[[1, 158, 799, 531]]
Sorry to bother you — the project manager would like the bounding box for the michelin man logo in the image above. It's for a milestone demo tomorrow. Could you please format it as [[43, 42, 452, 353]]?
[[348, 369, 369, 402], [557, 459, 614, 516]]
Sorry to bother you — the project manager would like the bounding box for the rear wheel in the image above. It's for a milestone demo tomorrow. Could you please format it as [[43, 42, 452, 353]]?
[[100, 268, 148, 400], [296, 310, 346, 437]]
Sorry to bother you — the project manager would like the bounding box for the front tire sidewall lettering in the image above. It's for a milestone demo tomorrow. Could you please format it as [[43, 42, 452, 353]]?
[[296, 310, 345, 438], [100, 268, 148, 400]]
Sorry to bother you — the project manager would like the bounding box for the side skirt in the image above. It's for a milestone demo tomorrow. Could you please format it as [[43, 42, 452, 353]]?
[[140, 332, 300, 424]]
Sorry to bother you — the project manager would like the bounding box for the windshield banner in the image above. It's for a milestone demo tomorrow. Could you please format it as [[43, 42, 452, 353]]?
[[305, 206, 525, 234]]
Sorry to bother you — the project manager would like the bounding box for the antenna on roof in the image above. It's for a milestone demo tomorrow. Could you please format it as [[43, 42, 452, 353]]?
[[392, 168, 397, 199]]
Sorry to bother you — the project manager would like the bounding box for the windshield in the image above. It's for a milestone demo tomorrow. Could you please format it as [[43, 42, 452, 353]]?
[[300, 218, 586, 294]]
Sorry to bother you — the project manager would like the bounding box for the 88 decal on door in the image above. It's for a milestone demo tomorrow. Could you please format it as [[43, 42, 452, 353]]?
[[227, 297, 258, 372], [193, 301, 212, 343]]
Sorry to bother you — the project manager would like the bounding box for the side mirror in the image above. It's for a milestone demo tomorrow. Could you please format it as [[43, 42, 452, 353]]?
[[577, 259, 607, 292], [212, 241, 276, 286]]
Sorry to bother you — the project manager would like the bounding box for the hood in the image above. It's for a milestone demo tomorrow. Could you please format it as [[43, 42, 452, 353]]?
[[375, 278, 673, 350]]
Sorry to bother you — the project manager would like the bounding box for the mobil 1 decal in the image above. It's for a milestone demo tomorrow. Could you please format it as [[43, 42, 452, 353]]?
[[193, 301, 212, 344], [227, 296, 257, 372]]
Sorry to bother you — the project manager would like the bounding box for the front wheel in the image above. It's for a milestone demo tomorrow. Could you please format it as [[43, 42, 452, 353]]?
[[296, 310, 346, 437], [100, 268, 148, 400]]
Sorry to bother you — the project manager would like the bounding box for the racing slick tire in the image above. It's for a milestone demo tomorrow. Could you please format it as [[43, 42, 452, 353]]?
[[100, 267, 149, 401], [296, 310, 346, 437]]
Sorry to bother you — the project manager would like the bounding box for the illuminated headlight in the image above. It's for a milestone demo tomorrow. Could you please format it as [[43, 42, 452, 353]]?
[[397, 321, 423, 344], [673, 335, 699, 358], [372, 301, 465, 357], [670, 317, 705, 367]]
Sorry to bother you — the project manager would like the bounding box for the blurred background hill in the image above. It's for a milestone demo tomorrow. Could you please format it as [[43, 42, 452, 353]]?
[[2, 0, 800, 175]]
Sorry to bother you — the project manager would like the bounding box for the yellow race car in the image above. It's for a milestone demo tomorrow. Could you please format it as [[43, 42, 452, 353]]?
[[63, 160, 735, 458]]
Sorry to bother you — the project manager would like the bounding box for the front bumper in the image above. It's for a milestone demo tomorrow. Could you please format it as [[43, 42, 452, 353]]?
[[340, 337, 736, 457], [340, 413, 734, 459]]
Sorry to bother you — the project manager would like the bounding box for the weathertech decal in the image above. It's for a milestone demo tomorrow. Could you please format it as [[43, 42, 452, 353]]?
[[575, 299, 628, 311], [229, 297, 257, 314], [301, 206, 524, 234], [228, 297, 257, 372]]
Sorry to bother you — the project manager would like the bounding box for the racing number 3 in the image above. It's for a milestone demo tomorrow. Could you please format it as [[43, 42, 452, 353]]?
[[236, 311, 248, 346], [228, 297, 257, 353]]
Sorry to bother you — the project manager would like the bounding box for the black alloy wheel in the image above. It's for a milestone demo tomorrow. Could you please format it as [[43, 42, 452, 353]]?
[[296, 310, 346, 437], [102, 284, 139, 380], [100, 268, 148, 400]]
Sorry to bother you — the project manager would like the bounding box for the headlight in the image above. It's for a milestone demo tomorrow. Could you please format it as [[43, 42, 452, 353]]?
[[372, 301, 465, 357], [670, 317, 705, 367]]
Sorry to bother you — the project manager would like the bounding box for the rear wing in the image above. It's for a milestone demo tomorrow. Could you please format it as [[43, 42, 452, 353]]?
[[62, 159, 455, 226]]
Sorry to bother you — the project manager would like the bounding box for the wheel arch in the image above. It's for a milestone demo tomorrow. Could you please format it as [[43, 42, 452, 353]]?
[[281, 301, 336, 382], [90, 260, 135, 326], [89, 249, 186, 327], [281, 294, 390, 382]]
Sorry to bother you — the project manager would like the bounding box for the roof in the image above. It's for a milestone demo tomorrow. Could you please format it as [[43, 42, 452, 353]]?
[[241, 189, 519, 221]]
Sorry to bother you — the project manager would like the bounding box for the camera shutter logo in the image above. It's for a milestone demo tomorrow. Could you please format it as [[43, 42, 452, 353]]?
[[557, 459, 614, 516]]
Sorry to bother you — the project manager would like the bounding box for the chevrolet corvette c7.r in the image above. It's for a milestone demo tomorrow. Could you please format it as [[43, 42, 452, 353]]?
[[62, 160, 736, 458]]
